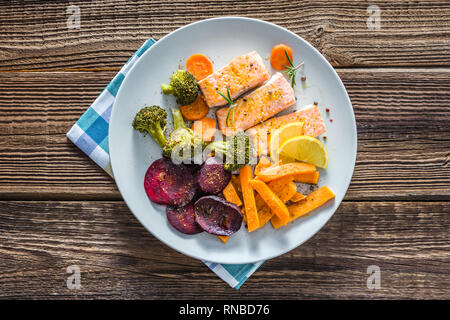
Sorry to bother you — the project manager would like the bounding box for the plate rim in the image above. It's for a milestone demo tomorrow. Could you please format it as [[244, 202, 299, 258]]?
[[109, 16, 357, 264]]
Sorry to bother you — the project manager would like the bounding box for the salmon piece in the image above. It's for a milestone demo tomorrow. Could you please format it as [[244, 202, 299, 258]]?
[[246, 104, 327, 156], [198, 51, 270, 108], [216, 73, 295, 136]]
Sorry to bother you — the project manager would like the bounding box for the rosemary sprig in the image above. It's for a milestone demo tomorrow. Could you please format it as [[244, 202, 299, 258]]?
[[216, 86, 236, 127], [284, 49, 304, 88]]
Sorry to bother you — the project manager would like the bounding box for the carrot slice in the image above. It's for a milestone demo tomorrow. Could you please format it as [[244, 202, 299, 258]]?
[[271, 186, 335, 229], [249, 180, 289, 225], [239, 166, 259, 232], [254, 156, 272, 176], [192, 117, 216, 142], [294, 171, 320, 184], [179, 95, 209, 121], [218, 235, 229, 243], [222, 181, 242, 207], [290, 192, 306, 202], [255, 162, 316, 182], [270, 44, 293, 70], [186, 54, 213, 81]]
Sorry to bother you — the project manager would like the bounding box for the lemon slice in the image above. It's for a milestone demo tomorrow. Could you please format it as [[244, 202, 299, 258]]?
[[270, 121, 304, 162], [278, 135, 329, 168]]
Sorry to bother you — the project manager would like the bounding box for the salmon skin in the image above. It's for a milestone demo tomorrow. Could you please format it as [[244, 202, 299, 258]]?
[[246, 104, 327, 156], [216, 72, 296, 136], [198, 51, 270, 108]]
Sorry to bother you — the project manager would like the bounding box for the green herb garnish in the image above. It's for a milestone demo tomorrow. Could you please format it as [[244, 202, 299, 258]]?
[[284, 50, 304, 88], [217, 86, 236, 127]]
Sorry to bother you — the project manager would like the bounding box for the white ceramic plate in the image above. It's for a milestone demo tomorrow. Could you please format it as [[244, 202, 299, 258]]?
[[109, 17, 357, 264]]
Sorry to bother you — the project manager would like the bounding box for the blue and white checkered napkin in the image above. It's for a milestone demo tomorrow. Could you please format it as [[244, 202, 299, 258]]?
[[67, 38, 264, 289]]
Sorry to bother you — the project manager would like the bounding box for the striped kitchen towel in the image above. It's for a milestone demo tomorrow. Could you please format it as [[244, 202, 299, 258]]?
[[66, 37, 264, 289]]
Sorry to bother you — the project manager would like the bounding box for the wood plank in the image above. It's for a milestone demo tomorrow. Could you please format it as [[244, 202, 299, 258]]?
[[0, 200, 448, 299], [0, 70, 119, 199], [0, 69, 448, 200], [0, 0, 449, 70]]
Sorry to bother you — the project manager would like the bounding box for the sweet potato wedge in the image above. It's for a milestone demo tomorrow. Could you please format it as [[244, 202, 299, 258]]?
[[249, 180, 290, 225], [293, 171, 320, 184], [256, 206, 274, 228], [218, 235, 229, 243], [255, 176, 295, 209], [231, 174, 242, 195], [290, 192, 306, 202], [254, 176, 296, 227], [239, 165, 259, 232], [255, 162, 316, 182], [254, 156, 272, 176], [271, 186, 335, 229], [222, 181, 242, 207]]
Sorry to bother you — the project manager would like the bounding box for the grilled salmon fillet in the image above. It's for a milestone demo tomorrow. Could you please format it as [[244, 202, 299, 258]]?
[[246, 104, 327, 156], [198, 51, 270, 108], [216, 72, 296, 136]]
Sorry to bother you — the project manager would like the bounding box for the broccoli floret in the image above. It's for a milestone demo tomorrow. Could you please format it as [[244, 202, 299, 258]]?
[[209, 131, 255, 172], [162, 108, 206, 164], [132, 106, 167, 147], [161, 70, 199, 105]]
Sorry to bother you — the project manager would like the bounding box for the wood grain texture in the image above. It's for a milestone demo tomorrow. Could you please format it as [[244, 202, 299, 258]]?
[[0, 69, 448, 200], [0, 0, 449, 70], [0, 200, 448, 299], [0, 0, 449, 300]]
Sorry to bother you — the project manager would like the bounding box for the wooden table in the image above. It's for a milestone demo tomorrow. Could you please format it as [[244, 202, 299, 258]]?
[[0, 1, 449, 299]]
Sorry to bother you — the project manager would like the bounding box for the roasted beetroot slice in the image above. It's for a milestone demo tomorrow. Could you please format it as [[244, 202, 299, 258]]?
[[185, 163, 201, 174], [166, 202, 203, 235], [197, 157, 231, 194], [194, 195, 243, 236], [144, 158, 196, 206]]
